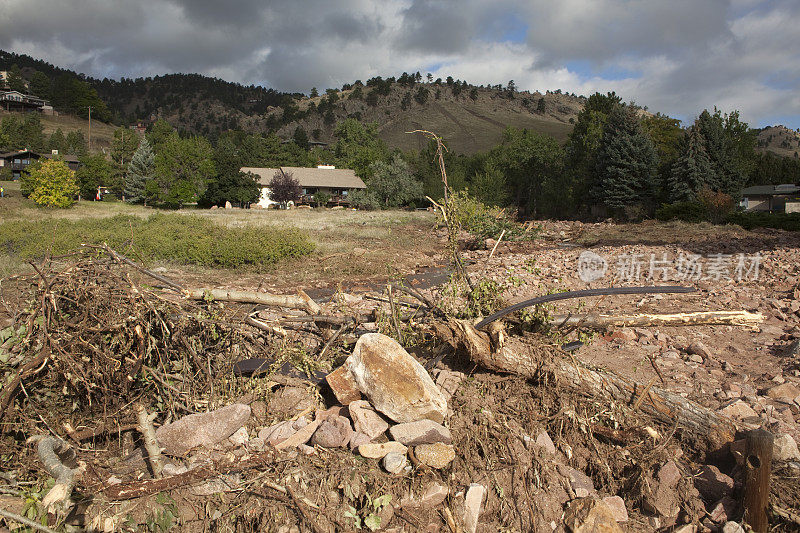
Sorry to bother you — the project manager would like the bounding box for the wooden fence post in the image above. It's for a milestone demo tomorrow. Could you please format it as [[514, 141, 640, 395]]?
[[742, 428, 774, 532]]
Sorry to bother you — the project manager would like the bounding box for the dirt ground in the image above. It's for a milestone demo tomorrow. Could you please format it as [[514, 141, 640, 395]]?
[[1, 217, 799, 532]]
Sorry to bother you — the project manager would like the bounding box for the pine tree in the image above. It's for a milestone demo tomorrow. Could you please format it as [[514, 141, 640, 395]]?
[[596, 106, 658, 216], [125, 137, 154, 204], [667, 126, 716, 202]]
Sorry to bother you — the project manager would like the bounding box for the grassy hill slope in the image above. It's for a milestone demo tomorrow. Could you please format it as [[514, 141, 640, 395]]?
[[757, 125, 800, 159]]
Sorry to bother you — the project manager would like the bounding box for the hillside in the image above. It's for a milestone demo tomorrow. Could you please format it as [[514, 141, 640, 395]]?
[[757, 125, 800, 159], [270, 84, 582, 153]]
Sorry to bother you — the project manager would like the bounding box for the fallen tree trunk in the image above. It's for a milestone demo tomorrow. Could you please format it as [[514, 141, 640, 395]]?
[[447, 320, 736, 451], [549, 310, 763, 329], [103, 450, 276, 500], [185, 289, 319, 314]]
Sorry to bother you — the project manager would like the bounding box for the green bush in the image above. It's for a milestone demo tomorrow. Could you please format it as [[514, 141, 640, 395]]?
[[446, 189, 536, 241], [655, 201, 708, 223], [725, 211, 800, 231], [0, 213, 314, 268]]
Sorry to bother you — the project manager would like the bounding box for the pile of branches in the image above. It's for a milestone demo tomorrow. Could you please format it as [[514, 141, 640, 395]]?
[[0, 248, 258, 446]]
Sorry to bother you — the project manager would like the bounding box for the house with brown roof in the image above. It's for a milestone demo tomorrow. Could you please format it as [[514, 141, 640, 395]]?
[[241, 165, 366, 208], [0, 150, 80, 179]]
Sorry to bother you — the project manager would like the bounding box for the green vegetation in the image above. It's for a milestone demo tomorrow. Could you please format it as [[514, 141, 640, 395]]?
[[726, 211, 800, 231], [20, 159, 78, 208], [0, 213, 314, 268]]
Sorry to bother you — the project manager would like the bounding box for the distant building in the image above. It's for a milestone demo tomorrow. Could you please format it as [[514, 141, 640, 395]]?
[[740, 184, 800, 213], [0, 90, 49, 112], [241, 165, 366, 208], [0, 150, 80, 179]]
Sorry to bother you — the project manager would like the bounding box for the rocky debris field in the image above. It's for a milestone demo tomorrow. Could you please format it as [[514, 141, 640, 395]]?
[[0, 221, 799, 532]]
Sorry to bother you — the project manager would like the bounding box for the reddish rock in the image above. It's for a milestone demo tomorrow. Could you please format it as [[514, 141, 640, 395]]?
[[694, 465, 734, 502], [602, 496, 628, 522], [400, 482, 449, 509], [310, 415, 353, 448], [767, 382, 800, 402], [348, 400, 389, 440], [326, 364, 362, 405], [564, 497, 623, 533], [274, 418, 321, 450], [389, 419, 451, 446]]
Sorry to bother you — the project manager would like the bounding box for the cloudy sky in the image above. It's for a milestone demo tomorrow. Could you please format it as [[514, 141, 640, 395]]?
[[2, 0, 798, 129]]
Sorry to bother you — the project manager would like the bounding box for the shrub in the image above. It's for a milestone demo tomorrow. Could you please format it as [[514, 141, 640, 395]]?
[[313, 191, 331, 207], [348, 189, 379, 210], [697, 188, 734, 223], [0, 214, 314, 268], [446, 189, 536, 240], [725, 211, 800, 231], [655, 201, 708, 223], [23, 159, 78, 208]]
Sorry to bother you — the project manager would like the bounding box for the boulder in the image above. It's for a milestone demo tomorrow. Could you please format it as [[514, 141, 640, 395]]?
[[382, 452, 407, 474], [694, 465, 734, 502], [558, 464, 596, 498], [348, 400, 389, 440], [389, 420, 451, 446], [602, 496, 628, 522], [718, 399, 758, 420], [358, 441, 408, 459], [773, 433, 800, 461], [414, 443, 455, 469], [156, 404, 251, 455], [688, 342, 713, 359], [330, 333, 447, 423], [766, 382, 800, 402], [310, 415, 353, 448], [563, 497, 623, 533]]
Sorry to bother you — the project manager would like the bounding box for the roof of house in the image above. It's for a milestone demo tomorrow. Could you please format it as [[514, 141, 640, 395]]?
[[240, 167, 281, 184], [241, 166, 366, 189], [741, 184, 800, 196], [0, 150, 79, 163]]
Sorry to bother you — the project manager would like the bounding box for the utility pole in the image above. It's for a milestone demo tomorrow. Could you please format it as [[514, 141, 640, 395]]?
[[87, 106, 92, 151]]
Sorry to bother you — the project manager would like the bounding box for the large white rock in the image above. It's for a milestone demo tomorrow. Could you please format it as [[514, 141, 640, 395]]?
[[335, 333, 447, 423]]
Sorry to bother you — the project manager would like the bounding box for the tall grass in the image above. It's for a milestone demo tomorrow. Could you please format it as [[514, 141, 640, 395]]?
[[0, 213, 314, 268]]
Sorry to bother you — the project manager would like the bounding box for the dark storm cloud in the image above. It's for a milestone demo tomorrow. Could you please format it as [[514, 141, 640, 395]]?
[[0, 0, 798, 126]]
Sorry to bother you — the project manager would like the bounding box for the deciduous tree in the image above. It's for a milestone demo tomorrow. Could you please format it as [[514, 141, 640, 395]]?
[[267, 170, 301, 207], [23, 159, 78, 208]]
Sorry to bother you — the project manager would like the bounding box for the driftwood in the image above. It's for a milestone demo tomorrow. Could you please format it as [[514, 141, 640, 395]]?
[[103, 450, 276, 500], [446, 320, 736, 450], [185, 288, 319, 314], [135, 404, 164, 479], [549, 310, 764, 329], [36, 436, 83, 510]]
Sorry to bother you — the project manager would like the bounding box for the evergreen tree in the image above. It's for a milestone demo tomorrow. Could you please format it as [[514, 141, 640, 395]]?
[[595, 106, 658, 217], [65, 130, 87, 156], [293, 126, 309, 150], [48, 128, 68, 154], [667, 127, 716, 202], [6, 64, 26, 93], [126, 137, 154, 204], [29, 71, 51, 99]]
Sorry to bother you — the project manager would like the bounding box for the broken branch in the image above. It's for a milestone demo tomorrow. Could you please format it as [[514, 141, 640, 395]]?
[[186, 288, 318, 313], [549, 310, 764, 328]]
